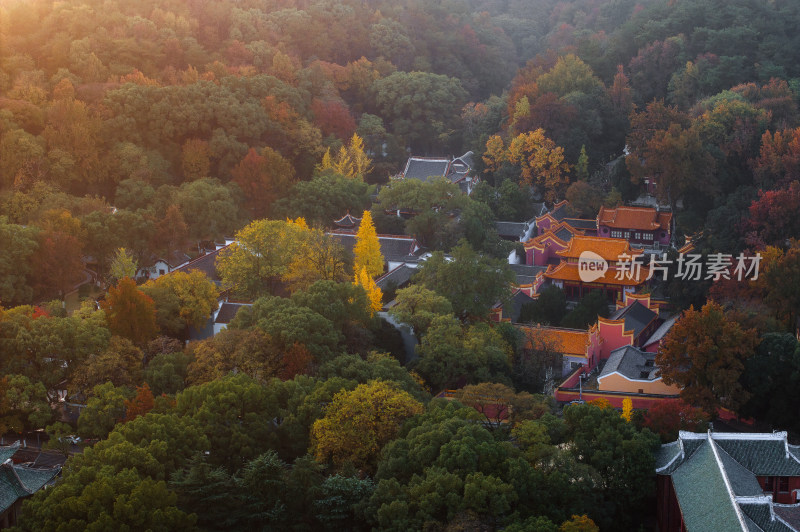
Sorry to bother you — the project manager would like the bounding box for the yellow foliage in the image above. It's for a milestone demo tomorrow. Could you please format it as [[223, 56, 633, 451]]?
[[507, 129, 570, 201], [483, 135, 506, 174], [353, 210, 384, 278], [587, 397, 612, 409], [621, 397, 633, 422], [311, 381, 423, 471], [355, 266, 383, 315], [315, 133, 373, 179]]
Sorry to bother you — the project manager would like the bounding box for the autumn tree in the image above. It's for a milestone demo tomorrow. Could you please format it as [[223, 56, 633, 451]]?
[[354, 266, 382, 315], [283, 229, 349, 293], [656, 302, 758, 413], [317, 133, 373, 179], [353, 210, 383, 278], [151, 204, 189, 259], [761, 243, 800, 333], [71, 336, 144, 396], [142, 270, 219, 337], [124, 383, 155, 422], [102, 277, 158, 345], [108, 247, 138, 285], [218, 219, 306, 298], [181, 138, 211, 181], [231, 147, 296, 219], [642, 399, 709, 442], [311, 380, 423, 472], [29, 228, 84, 300], [744, 181, 800, 248]]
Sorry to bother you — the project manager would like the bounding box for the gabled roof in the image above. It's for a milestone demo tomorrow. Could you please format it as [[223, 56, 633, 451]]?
[[0, 442, 19, 463], [0, 459, 60, 513], [608, 301, 658, 339], [376, 264, 417, 290], [214, 302, 250, 325], [670, 437, 748, 531], [599, 346, 660, 381], [498, 290, 535, 323], [495, 221, 528, 240], [548, 200, 569, 222], [597, 205, 672, 231], [509, 264, 548, 286], [333, 212, 361, 230], [658, 431, 800, 532], [562, 217, 597, 231], [327, 231, 421, 262], [172, 244, 231, 283], [402, 157, 451, 182], [555, 235, 643, 262], [644, 315, 679, 347]]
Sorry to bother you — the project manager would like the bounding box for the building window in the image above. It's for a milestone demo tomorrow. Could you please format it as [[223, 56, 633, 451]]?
[[611, 230, 623, 238], [780, 477, 790, 493], [634, 232, 641, 240], [159, 269, 166, 275], [624, 231, 630, 239], [764, 477, 775, 491], [643, 232, 653, 240]]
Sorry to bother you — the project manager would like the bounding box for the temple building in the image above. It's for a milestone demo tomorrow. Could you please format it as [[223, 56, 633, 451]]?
[[656, 431, 800, 531]]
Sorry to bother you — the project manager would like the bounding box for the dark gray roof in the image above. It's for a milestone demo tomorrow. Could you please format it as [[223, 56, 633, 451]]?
[[510, 264, 547, 286], [550, 202, 569, 222], [671, 439, 746, 532], [600, 346, 660, 381], [0, 462, 60, 513], [376, 264, 416, 290], [645, 315, 678, 347], [454, 151, 474, 169], [740, 503, 796, 532], [716, 446, 764, 497], [713, 436, 800, 477], [774, 505, 800, 531], [215, 302, 250, 325], [333, 213, 361, 230], [173, 245, 230, 283], [328, 232, 420, 262], [554, 226, 576, 242], [501, 290, 535, 323], [564, 218, 597, 231], [609, 301, 658, 339], [495, 221, 528, 240], [0, 443, 19, 463], [403, 157, 450, 181]]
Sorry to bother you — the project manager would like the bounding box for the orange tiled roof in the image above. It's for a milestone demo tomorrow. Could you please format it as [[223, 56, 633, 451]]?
[[556, 235, 643, 261], [521, 326, 588, 356], [544, 262, 649, 286], [597, 206, 672, 231]]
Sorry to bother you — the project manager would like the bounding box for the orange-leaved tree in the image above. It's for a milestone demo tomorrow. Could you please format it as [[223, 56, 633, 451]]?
[[656, 301, 757, 414], [102, 277, 158, 345]]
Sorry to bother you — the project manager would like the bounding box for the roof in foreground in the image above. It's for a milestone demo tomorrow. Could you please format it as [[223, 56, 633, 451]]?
[[657, 431, 800, 531], [518, 325, 588, 357], [599, 346, 659, 381], [608, 301, 659, 338], [0, 458, 61, 513]]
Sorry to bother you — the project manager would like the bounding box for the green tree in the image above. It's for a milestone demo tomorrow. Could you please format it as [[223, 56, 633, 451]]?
[[0, 218, 38, 305], [389, 284, 453, 338], [77, 382, 133, 440], [142, 270, 219, 337], [0, 374, 52, 432], [71, 336, 144, 396], [415, 241, 514, 321]]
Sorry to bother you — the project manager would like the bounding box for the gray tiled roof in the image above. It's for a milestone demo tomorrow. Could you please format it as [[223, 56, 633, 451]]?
[[510, 264, 547, 286], [403, 158, 450, 181], [495, 221, 528, 239], [376, 264, 417, 290], [554, 226, 576, 242], [671, 440, 745, 532], [0, 443, 19, 463], [550, 202, 569, 222], [644, 315, 678, 347], [0, 462, 60, 513], [740, 503, 795, 532], [215, 302, 250, 325], [609, 301, 658, 339], [173, 245, 230, 283], [564, 218, 597, 231], [716, 446, 764, 497], [713, 437, 800, 477], [502, 290, 535, 323], [328, 232, 420, 262], [600, 346, 659, 381]]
